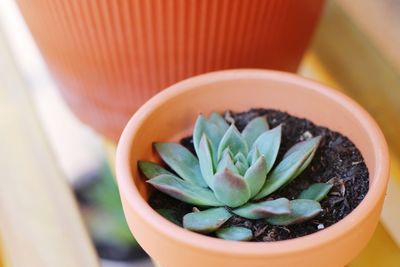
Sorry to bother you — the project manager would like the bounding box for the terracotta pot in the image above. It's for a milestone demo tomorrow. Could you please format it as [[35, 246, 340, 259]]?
[[16, 0, 324, 141], [116, 69, 389, 267]]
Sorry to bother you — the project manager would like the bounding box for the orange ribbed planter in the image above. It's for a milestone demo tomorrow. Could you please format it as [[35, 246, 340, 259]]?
[[116, 70, 390, 267], [16, 0, 324, 141]]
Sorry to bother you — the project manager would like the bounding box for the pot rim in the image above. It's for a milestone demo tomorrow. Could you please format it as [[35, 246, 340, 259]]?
[[116, 69, 389, 256]]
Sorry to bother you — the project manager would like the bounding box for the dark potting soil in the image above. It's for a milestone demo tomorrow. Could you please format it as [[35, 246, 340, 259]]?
[[148, 109, 369, 242]]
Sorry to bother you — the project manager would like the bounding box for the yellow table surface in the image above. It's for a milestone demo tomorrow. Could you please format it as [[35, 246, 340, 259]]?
[[300, 53, 400, 266]]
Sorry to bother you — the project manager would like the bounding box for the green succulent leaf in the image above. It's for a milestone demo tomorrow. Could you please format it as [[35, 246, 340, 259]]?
[[234, 152, 249, 175], [144, 115, 325, 231], [156, 209, 181, 226], [209, 112, 229, 132], [138, 160, 173, 179], [234, 152, 249, 168], [213, 169, 251, 208], [233, 198, 290, 219], [242, 117, 269, 147], [193, 114, 225, 165], [147, 174, 221, 206], [193, 114, 208, 153], [247, 147, 261, 165], [217, 124, 248, 160], [266, 199, 322, 226], [252, 125, 282, 173], [298, 183, 333, 202], [284, 136, 321, 178], [154, 142, 207, 187], [183, 207, 232, 233], [216, 227, 253, 241], [198, 135, 215, 188], [235, 161, 248, 176], [221, 147, 234, 158], [217, 149, 239, 174], [284, 136, 320, 158], [244, 156, 268, 197], [254, 137, 320, 200], [254, 151, 307, 200]]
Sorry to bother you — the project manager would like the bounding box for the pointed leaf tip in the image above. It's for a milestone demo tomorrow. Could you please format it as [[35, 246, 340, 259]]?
[[235, 161, 248, 176], [266, 199, 322, 226], [209, 112, 229, 132], [217, 149, 239, 174], [284, 136, 321, 158], [193, 114, 207, 154], [247, 147, 261, 165], [242, 116, 269, 147], [288, 136, 321, 177], [193, 114, 226, 166], [213, 169, 250, 208], [216, 227, 253, 241], [183, 207, 232, 233], [233, 198, 290, 219], [147, 174, 221, 206], [234, 152, 248, 168], [234, 152, 249, 175], [217, 124, 248, 160], [254, 134, 321, 200]]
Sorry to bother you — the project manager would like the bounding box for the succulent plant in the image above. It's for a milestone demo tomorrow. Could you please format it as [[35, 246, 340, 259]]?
[[139, 113, 332, 241]]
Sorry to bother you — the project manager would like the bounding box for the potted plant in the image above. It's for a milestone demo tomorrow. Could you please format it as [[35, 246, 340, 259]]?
[[16, 0, 325, 141], [116, 69, 389, 267]]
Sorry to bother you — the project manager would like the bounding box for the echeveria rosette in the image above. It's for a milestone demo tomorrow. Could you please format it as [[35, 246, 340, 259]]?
[[139, 113, 332, 241]]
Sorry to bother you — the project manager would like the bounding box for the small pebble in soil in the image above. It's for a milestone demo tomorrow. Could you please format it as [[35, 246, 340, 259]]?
[[148, 108, 369, 242]]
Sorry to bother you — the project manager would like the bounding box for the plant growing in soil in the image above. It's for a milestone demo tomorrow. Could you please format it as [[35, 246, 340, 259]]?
[[139, 113, 333, 241]]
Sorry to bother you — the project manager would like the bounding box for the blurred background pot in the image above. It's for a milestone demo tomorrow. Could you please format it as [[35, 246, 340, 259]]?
[[16, 0, 324, 141], [116, 69, 389, 267]]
